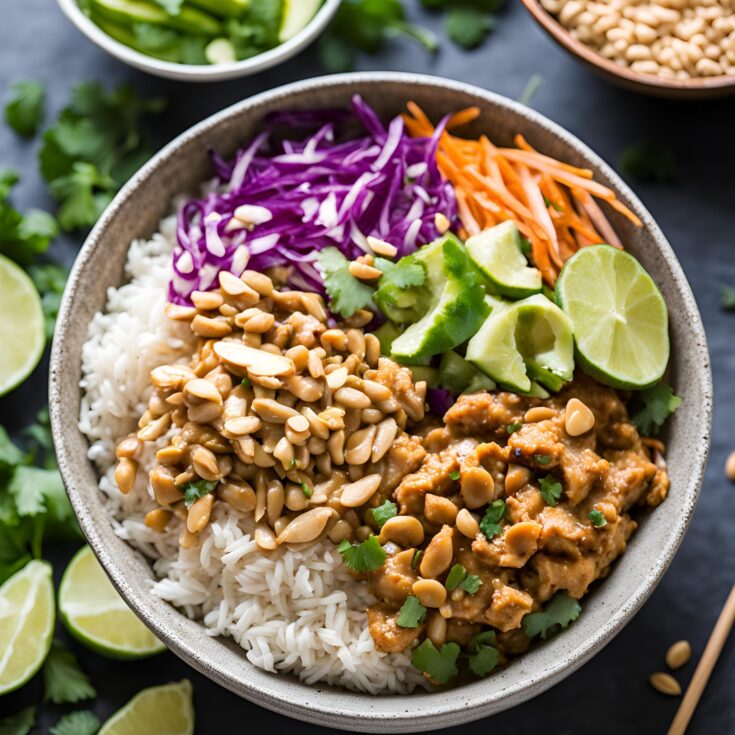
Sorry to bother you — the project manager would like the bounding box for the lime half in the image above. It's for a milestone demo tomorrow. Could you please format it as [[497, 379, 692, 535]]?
[[59, 546, 165, 660], [99, 680, 195, 735], [279, 0, 322, 42], [0, 560, 55, 695], [555, 245, 669, 389], [0, 254, 45, 396]]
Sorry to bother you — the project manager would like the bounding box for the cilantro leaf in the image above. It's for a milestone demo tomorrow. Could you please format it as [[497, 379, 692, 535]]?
[[29, 263, 69, 340], [588, 509, 607, 528], [0, 169, 20, 200], [8, 466, 66, 517], [50, 162, 115, 232], [631, 383, 682, 436], [459, 574, 482, 594], [411, 639, 460, 684], [507, 422, 521, 435], [522, 592, 581, 640], [338, 535, 387, 573], [533, 453, 551, 465], [5, 81, 44, 137], [518, 74, 543, 107], [316, 247, 375, 318], [445, 7, 494, 49], [539, 475, 563, 507], [50, 711, 101, 735], [0, 426, 25, 476], [375, 257, 425, 290], [720, 284, 735, 312], [445, 563, 467, 591], [183, 479, 217, 508], [43, 641, 96, 704], [370, 500, 397, 529], [396, 594, 427, 628], [0, 706, 36, 735], [619, 142, 677, 183], [468, 642, 500, 677], [479, 499, 506, 540], [449, 470, 460, 481]]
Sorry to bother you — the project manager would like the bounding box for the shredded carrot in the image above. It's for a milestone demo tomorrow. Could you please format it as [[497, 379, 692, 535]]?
[[403, 103, 643, 285]]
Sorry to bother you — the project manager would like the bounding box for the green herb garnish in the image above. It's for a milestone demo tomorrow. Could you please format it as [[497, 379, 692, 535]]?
[[241, 376, 252, 389], [533, 454, 551, 465], [467, 631, 500, 677], [445, 7, 494, 49], [316, 247, 374, 318], [459, 574, 482, 594], [449, 470, 460, 481], [539, 475, 563, 507], [29, 263, 69, 340], [43, 641, 96, 704], [631, 383, 682, 436], [445, 563, 467, 591], [479, 499, 506, 540], [5, 81, 45, 137], [411, 639, 460, 684], [182, 479, 217, 508], [338, 535, 387, 573], [619, 142, 677, 183], [300, 480, 313, 498], [522, 592, 581, 640], [411, 549, 423, 569], [588, 509, 607, 528], [371, 500, 397, 529], [396, 594, 427, 628], [507, 422, 521, 434], [50, 710, 101, 735], [0, 706, 36, 735]]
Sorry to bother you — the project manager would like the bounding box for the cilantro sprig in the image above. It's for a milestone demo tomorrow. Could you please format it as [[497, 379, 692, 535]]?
[[411, 639, 460, 684], [396, 594, 427, 628], [522, 592, 581, 640], [338, 535, 387, 573], [467, 630, 500, 677], [588, 509, 607, 528], [4, 81, 45, 137], [43, 641, 96, 704], [316, 247, 375, 318], [631, 383, 682, 436], [370, 500, 397, 529], [0, 706, 36, 735], [479, 499, 506, 540], [539, 475, 563, 507], [50, 710, 101, 735], [445, 563, 482, 594], [182, 479, 217, 508]]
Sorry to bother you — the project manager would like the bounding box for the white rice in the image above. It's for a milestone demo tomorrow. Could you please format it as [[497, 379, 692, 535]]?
[[78, 216, 425, 693]]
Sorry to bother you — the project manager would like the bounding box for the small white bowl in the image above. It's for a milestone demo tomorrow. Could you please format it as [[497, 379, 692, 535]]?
[[57, 0, 342, 82]]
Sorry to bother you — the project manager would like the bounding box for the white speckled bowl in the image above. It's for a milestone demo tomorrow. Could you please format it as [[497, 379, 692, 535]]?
[[49, 73, 712, 733], [56, 0, 341, 82]]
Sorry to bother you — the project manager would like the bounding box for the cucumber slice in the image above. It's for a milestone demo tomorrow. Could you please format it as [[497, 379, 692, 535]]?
[[92, 14, 182, 61], [189, 0, 249, 19], [372, 321, 403, 357], [408, 366, 440, 389], [390, 235, 488, 362], [279, 0, 321, 42], [91, 0, 222, 35], [466, 294, 574, 393], [438, 351, 495, 395], [555, 245, 669, 389], [466, 221, 542, 299], [205, 37, 236, 64]]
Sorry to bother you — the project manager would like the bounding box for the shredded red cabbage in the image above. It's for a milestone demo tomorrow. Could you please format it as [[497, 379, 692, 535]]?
[[169, 96, 457, 305]]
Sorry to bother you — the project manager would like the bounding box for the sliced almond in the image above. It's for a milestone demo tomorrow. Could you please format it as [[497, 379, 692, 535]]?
[[213, 341, 294, 377]]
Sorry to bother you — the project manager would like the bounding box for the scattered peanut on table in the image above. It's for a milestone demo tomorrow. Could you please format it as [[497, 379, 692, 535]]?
[[540, 0, 735, 80]]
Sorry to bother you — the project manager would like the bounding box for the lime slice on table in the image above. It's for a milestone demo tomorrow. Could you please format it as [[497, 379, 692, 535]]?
[[0, 560, 55, 696], [0, 254, 45, 397], [99, 680, 195, 735], [59, 545, 166, 660], [465, 221, 542, 299], [279, 0, 322, 42], [555, 245, 669, 389]]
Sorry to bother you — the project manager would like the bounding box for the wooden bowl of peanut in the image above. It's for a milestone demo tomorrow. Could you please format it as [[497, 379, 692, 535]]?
[[521, 0, 735, 99]]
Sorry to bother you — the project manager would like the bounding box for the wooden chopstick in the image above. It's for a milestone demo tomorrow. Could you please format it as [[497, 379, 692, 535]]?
[[667, 582, 735, 735]]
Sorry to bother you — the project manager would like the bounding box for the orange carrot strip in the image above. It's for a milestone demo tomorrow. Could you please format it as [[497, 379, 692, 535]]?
[[447, 107, 481, 130], [511, 135, 595, 178], [517, 164, 562, 268], [575, 190, 624, 250]]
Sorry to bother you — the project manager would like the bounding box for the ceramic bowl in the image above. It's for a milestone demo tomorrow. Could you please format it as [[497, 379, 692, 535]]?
[[521, 0, 735, 99], [56, 0, 341, 82], [49, 72, 712, 733]]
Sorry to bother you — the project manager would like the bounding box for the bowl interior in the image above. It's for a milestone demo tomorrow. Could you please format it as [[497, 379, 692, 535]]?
[[50, 73, 712, 733], [56, 0, 342, 81], [521, 0, 735, 99]]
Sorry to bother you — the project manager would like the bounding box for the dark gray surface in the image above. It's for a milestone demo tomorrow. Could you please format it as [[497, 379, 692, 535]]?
[[0, 1, 733, 733]]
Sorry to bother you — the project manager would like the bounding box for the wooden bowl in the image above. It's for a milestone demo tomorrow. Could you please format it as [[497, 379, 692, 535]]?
[[522, 0, 735, 99]]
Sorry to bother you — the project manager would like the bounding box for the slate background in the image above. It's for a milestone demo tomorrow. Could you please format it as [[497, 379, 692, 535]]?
[[1, 0, 734, 732]]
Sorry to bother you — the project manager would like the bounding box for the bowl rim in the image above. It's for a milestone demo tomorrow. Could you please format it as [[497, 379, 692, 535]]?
[[56, 0, 342, 81], [521, 0, 735, 94], [49, 72, 713, 732]]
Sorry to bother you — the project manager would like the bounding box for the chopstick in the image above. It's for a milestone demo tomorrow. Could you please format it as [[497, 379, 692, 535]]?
[[667, 582, 735, 735]]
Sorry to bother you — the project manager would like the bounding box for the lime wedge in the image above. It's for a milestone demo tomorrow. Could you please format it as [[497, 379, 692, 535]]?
[[279, 0, 321, 42], [0, 254, 45, 396], [99, 680, 195, 735], [59, 546, 165, 660], [466, 221, 542, 299], [555, 245, 669, 389], [0, 560, 55, 695]]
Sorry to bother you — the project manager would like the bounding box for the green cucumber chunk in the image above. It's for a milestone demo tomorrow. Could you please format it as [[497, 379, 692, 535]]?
[[466, 293, 574, 393], [555, 244, 669, 389], [466, 221, 542, 299], [439, 351, 495, 395], [189, 0, 249, 19], [91, 0, 222, 34], [389, 234, 489, 362]]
